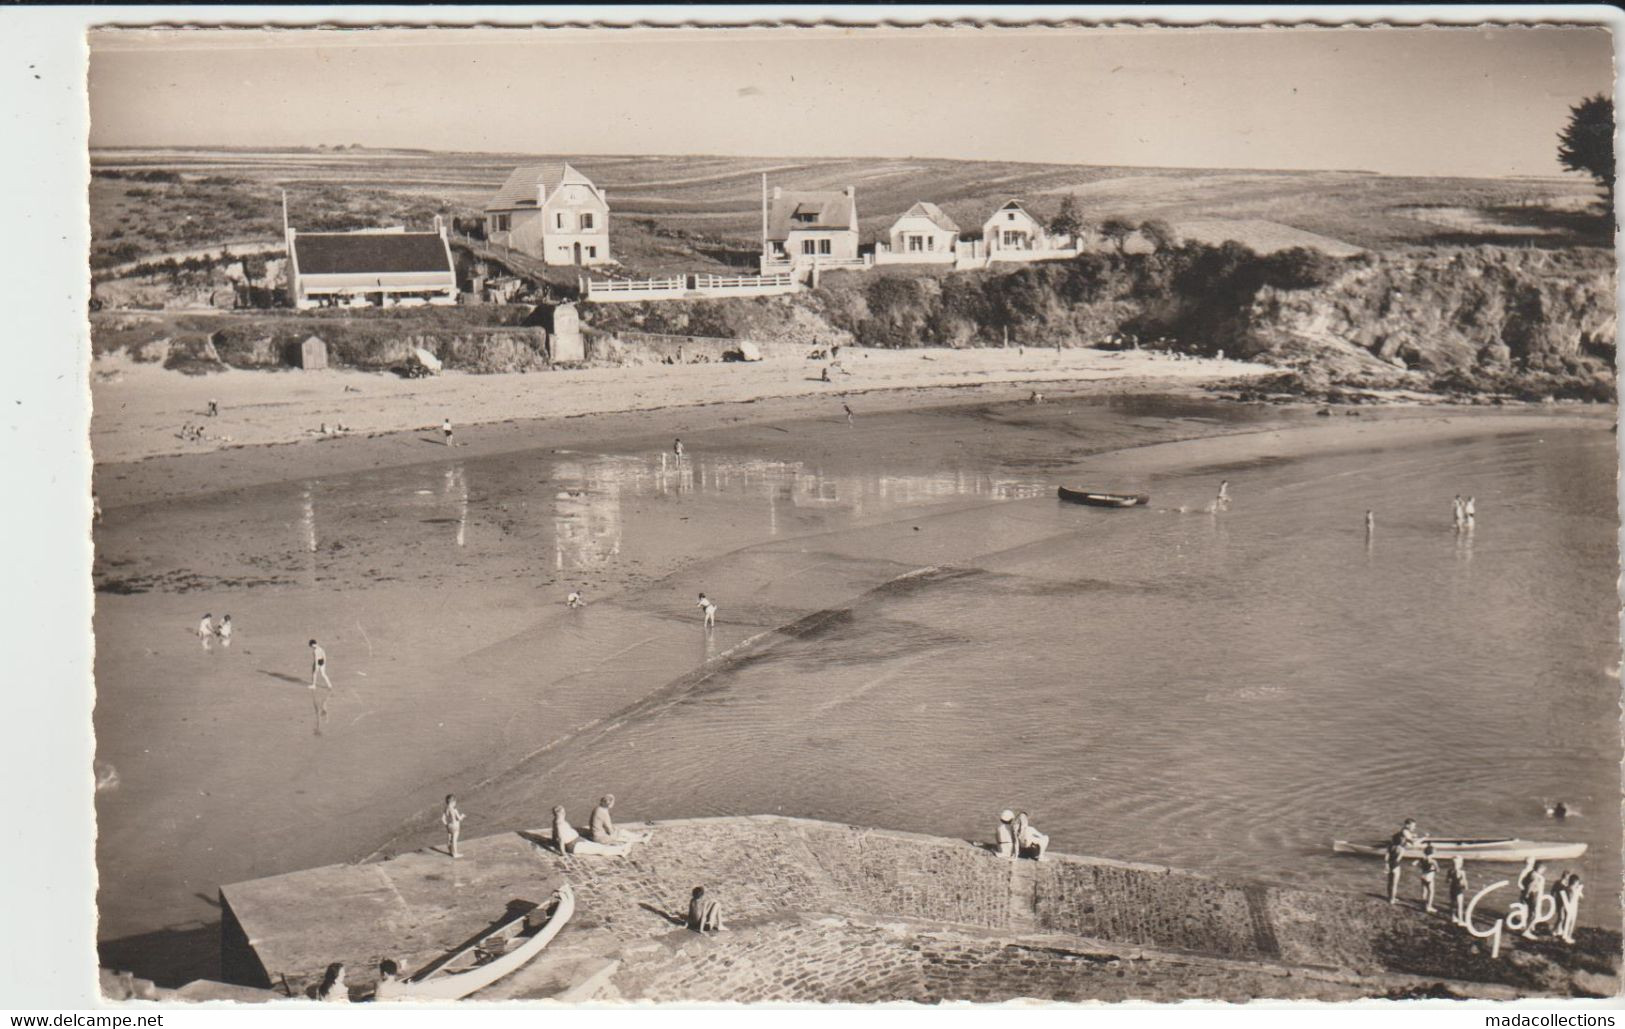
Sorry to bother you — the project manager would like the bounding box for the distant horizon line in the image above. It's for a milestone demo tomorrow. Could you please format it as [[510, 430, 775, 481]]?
[[85, 145, 1584, 183]]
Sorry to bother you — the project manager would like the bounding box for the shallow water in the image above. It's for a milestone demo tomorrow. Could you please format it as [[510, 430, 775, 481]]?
[[480, 424, 1623, 922], [93, 400, 1621, 976]]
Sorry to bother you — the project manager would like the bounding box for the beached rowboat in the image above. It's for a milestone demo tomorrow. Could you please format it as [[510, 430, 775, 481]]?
[[1057, 487, 1150, 508], [1331, 838, 1588, 863], [375, 883, 575, 1001]]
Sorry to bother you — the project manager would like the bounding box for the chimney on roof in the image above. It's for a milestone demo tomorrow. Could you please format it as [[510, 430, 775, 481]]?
[[772, 186, 782, 200]]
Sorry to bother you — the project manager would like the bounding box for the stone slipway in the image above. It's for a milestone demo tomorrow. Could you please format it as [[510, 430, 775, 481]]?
[[217, 816, 1620, 1003]]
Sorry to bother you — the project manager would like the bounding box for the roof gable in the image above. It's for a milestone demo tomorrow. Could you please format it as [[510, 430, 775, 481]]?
[[292, 233, 453, 276], [486, 164, 548, 211], [897, 201, 958, 234], [766, 189, 857, 241]]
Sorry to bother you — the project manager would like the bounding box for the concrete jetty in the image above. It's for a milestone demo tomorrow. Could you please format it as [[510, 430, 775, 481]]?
[[217, 816, 1619, 1002]]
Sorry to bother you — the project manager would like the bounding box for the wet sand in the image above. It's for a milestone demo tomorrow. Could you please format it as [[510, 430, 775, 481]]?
[[89, 360, 1613, 985]]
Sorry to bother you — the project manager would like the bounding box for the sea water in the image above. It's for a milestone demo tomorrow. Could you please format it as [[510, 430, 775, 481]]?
[[94, 401, 1621, 968]]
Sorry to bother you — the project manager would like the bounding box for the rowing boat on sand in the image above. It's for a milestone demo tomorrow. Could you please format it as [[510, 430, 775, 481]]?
[[375, 883, 575, 1001]]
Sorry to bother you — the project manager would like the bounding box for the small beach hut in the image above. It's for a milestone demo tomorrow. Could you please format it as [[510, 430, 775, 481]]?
[[299, 335, 328, 370]]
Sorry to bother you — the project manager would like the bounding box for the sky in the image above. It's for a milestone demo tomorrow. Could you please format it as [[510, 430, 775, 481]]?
[[87, 24, 1615, 178]]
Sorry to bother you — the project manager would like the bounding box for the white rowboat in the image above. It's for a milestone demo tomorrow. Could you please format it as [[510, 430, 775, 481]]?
[[375, 883, 574, 1001], [1332, 838, 1587, 863]]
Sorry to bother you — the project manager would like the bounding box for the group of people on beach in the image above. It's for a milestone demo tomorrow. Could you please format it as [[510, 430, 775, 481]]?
[[995, 809, 1049, 861], [1382, 819, 1583, 944], [195, 612, 233, 649]]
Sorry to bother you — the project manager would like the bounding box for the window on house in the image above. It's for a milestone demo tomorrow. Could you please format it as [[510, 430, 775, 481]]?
[[587, 246, 597, 258], [907, 235, 924, 252], [818, 239, 832, 255], [556, 212, 569, 230], [802, 240, 817, 255], [1002, 230, 1025, 247], [1007, 212, 1017, 221], [926, 237, 935, 251], [581, 213, 594, 230], [491, 214, 509, 232]]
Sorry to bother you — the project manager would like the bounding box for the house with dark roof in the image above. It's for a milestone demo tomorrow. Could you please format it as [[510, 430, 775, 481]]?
[[483, 163, 611, 266], [762, 185, 859, 270], [882, 201, 960, 263], [285, 223, 457, 309], [981, 199, 1052, 254]]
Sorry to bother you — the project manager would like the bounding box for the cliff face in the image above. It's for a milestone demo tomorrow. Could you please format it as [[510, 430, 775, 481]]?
[[1239, 247, 1616, 379]]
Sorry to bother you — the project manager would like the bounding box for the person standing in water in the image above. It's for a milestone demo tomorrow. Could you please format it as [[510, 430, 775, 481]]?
[[1365, 510, 1376, 537], [442, 795, 466, 859], [696, 593, 717, 629], [1452, 495, 1465, 531], [1447, 856, 1469, 926], [673, 438, 684, 460], [843, 402, 854, 427], [197, 613, 214, 639], [1464, 496, 1477, 528], [441, 418, 454, 447], [1417, 843, 1438, 914], [309, 639, 334, 689], [567, 589, 584, 609], [217, 614, 233, 647]]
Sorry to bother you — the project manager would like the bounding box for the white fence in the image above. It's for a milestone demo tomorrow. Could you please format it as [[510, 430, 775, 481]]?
[[581, 275, 688, 303], [582, 272, 800, 303]]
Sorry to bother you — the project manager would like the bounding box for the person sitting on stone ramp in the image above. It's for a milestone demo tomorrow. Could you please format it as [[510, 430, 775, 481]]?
[[552, 804, 632, 857], [996, 810, 1017, 858], [1014, 811, 1050, 861], [589, 794, 649, 846], [687, 885, 726, 933]]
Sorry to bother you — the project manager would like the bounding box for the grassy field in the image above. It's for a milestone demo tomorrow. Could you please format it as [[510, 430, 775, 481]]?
[[90, 147, 1611, 275]]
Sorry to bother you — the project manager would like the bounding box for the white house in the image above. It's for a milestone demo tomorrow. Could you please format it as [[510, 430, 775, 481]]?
[[982, 199, 1052, 253], [285, 223, 457, 309], [763, 186, 860, 269], [885, 202, 959, 261], [483, 163, 612, 266]]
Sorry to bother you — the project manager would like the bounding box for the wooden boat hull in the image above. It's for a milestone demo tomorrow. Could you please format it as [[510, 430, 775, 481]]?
[[381, 883, 575, 1001], [1057, 487, 1149, 508], [1332, 838, 1588, 863]]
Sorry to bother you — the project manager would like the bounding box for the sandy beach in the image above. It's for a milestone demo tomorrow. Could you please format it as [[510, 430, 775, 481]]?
[[89, 352, 1616, 986]]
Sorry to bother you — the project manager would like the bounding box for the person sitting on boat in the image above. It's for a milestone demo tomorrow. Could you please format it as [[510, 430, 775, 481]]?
[[995, 810, 1016, 859], [589, 794, 648, 846], [1384, 839, 1405, 905], [1555, 872, 1583, 944], [1417, 844, 1438, 914], [1447, 857, 1470, 927], [687, 885, 726, 933], [552, 805, 632, 857], [317, 962, 349, 1003], [371, 959, 402, 1002], [1014, 811, 1050, 862]]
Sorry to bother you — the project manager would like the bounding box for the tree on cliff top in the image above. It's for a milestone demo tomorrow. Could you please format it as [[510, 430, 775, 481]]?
[[1557, 94, 1615, 213], [1049, 196, 1085, 243], [1138, 219, 1179, 253], [1099, 217, 1136, 255]]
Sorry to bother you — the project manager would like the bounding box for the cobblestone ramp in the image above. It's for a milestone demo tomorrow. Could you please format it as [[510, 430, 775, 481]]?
[[220, 816, 1619, 1003]]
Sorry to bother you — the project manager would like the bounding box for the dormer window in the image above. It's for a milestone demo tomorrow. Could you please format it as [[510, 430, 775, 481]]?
[[792, 204, 820, 224]]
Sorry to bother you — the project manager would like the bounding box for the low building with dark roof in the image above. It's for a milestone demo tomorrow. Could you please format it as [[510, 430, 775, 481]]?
[[285, 224, 457, 309], [762, 185, 859, 270]]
